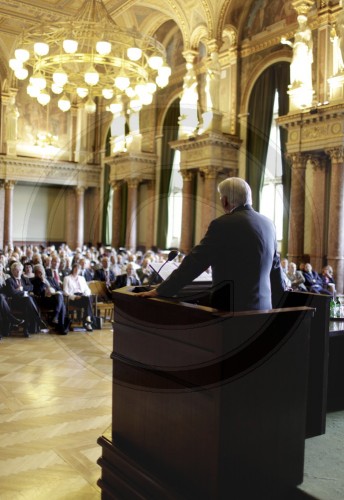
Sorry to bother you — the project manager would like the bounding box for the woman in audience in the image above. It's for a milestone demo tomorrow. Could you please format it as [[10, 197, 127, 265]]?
[[63, 263, 93, 331]]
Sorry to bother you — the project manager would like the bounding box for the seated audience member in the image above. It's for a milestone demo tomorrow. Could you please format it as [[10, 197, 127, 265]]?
[[79, 258, 94, 282], [321, 265, 336, 294], [22, 262, 34, 280], [112, 263, 141, 289], [94, 256, 115, 286], [302, 263, 332, 295], [0, 294, 24, 338], [286, 262, 307, 291], [6, 261, 42, 337], [46, 255, 62, 283], [280, 257, 292, 289], [137, 258, 153, 285], [63, 263, 93, 332], [31, 264, 70, 335], [0, 262, 10, 292]]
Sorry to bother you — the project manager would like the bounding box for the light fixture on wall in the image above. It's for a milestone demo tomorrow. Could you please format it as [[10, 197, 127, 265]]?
[[8, 0, 171, 114]]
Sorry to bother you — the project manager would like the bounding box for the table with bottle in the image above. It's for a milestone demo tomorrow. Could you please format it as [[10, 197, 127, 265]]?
[[328, 295, 344, 411]]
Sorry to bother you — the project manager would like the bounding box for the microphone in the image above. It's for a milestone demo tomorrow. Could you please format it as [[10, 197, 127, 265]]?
[[132, 250, 178, 293]]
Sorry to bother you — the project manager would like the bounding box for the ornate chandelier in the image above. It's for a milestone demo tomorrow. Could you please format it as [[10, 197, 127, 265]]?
[[8, 0, 171, 114]]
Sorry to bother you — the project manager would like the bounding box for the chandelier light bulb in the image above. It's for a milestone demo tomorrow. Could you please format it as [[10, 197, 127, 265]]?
[[51, 83, 64, 95], [102, 88, 114, 99], [156, 75, 168, 88], [141, 92, 153, 106], [108, 101, 123, 114], [30, 72, 46, 90], [14, 48, 30, 62], [63, 39, 78, 54], [76, 87, 89, 98], [37, 90, 51, 106], [53, 69, 68, 86], [129, 99, 142, 111], [96, 40, 111, 55], [58, 94, 71, 112], [158, 64, 171, 79], [9, 58, 22, 71], [84, 96, 97, 114], [146, 82, 157, 94], [148, 55, 163, 70], [125, 87, 136, 98], [34, 42, 49, 57], [115, 75, 130, 91], [127, 47, 142, 61], [84, 66, 99, 86], [27, 84, 40, 97], [14, 67, 29, 80]]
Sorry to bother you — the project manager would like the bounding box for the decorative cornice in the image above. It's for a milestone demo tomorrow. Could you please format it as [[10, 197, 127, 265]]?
[[0, 155, 101, 187], [170, 132, 241, 151]]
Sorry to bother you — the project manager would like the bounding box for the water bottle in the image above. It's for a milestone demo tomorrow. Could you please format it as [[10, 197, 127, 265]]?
[[330, 297, 336, 318]]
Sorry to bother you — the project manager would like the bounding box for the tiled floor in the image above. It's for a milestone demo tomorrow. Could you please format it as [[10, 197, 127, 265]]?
[[0, 326, 113, 500], [1, 325, 343, 500]]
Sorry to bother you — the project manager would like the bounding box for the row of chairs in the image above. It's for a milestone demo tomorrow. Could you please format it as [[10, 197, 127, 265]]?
[[10, 280, 114, 334]]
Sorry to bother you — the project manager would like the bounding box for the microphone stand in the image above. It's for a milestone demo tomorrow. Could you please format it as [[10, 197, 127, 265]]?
[[132, 250, 178, 293]]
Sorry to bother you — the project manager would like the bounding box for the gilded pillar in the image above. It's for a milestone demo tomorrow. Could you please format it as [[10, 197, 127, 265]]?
[[126, 179, 139, 251], [287, 153, 307, 264], [75, 186, 85, 249], [326, 147, 344, 293], [145, 180, 155, 251], [4, 180, 16, 247], [111, 181, 122, 249], [180, 170, 194, 253], [201, 167, 218, 236], [307, 156, 327, 273]]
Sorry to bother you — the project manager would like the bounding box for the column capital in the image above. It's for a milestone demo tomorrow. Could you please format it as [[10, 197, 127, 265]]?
[[307, 154, 327, 172], [180, 170, 194, 182], [286, 153, 308, 169], [326, 147, 344, 164], [75, 186, 86, 195], [110, 180, 122, 190], [201, 166, 218, 179], [4, 180, 16, 190], [127, 178, 140, 189]]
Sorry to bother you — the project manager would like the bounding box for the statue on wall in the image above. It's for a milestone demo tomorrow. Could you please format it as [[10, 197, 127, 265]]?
[[179, 61, 199, 138], [204, 51, 221, 112], [331, 11, 344, 75], [282, 14, 313, 91]]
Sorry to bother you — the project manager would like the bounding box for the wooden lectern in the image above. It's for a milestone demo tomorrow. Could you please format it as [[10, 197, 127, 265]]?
[[98, 288, 314, 499]]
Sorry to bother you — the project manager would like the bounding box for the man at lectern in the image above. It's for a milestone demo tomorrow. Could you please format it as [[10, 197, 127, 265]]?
[[136, 177, 285, 311]]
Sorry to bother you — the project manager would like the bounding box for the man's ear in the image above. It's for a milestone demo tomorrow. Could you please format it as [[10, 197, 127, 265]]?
[[221, 195, 230, 212]]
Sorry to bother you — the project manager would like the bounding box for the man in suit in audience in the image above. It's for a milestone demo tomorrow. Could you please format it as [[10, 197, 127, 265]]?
[[302, 262, 332, 295], [6, 261, 42, 337], [94, 256, 115, 285], [46, 256, 64, 286], [136, 177, 285, 311], [112, 263, 141, 289], [79, 258, 94, 282]]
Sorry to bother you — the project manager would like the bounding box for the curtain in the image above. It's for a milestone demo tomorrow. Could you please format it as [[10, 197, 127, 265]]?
[[101, 128, 112, 244], [119, 182, 128, 248], [156, 98, 180, 249], [276, 62, 291, 257], [246, 67, 276, 209]]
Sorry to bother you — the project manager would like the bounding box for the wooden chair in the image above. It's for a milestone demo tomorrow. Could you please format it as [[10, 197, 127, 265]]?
[[88, 280, 114, 323]]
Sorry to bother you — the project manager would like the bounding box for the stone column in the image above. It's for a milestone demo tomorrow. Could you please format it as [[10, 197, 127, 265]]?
[[4, 180, 16, 248], [180, 170, 194, 253], [2, 94, 19, 157], [326, 147, 344, 293], [201, 167, 218, 236], [75, 186, 85, 249], [287, 153, 307, 264], [145, 180, 155, 251], [126, 179, 139, 251], [111, 181, 122, 249], [307, 156, 327, 272]]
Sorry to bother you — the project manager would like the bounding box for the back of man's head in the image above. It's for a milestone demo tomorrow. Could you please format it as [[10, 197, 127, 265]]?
[[218, 177, 252, 209]]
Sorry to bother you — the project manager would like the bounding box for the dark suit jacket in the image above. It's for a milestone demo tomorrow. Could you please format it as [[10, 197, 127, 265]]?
[[94, 268, 115, 283], [113, 274, 141, 289], [157, 205, 285, 311], [80, 269, 94, 282], [6, 276, 33, 297], [31, 276, 62, 297]]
